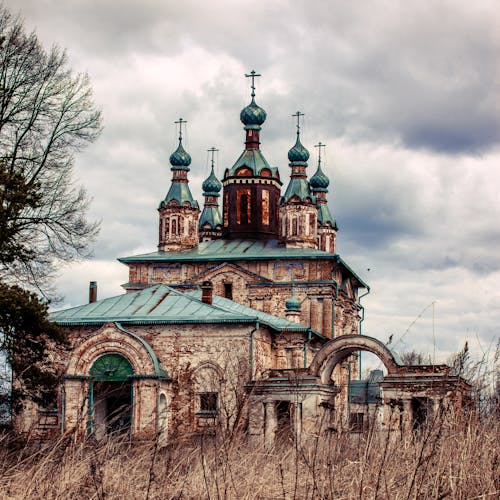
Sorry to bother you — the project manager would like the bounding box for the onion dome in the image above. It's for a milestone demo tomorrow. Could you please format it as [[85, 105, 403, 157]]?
[[202, 166, 222, 195], [285, 290, 301, 312], [288, 135, 310, 163], [240, 98, 267, 128], [169, 140, 191, 169], [310, 163, 330, 190]]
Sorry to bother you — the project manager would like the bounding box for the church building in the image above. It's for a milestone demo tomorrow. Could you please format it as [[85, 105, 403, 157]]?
[[17, 73, 470, 444]]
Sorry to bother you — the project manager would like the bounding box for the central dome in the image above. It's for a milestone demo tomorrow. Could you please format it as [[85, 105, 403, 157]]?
[[240, 98, 267, 127]]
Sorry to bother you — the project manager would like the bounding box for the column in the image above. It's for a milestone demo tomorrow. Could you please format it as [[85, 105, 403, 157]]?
[[264, 401, 277, 449]]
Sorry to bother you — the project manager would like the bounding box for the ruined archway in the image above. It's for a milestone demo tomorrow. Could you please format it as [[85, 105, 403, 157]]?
[[309, 334, 402, 384]]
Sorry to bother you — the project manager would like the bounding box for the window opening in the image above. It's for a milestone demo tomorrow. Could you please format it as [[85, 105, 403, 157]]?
[[199, 392, 218, 416], [224, 283, 233, 300]]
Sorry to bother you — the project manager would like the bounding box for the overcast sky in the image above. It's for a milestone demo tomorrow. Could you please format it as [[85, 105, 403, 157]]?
[[6, 0, 500, 367]]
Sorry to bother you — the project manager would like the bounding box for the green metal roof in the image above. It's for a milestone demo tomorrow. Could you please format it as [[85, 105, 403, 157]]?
[[225, 149, 279, 178], [50, 284, 316, 333], [317, 203, 337, 229], [160, 182, 198, 210], [199, 206, 222, 230], [118, 239, 368, 288], [280, 178, 314, 204]]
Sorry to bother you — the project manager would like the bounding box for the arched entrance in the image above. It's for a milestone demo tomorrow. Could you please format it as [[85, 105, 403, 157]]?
[[89, 353, 134, 438]]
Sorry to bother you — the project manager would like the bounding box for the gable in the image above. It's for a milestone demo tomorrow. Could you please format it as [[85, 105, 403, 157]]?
[[190, 262, 273, 285]]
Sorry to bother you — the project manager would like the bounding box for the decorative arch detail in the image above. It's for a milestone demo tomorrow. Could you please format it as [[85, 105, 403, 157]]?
[[66, 322, 168, 378], [309, 334, 403, 384]]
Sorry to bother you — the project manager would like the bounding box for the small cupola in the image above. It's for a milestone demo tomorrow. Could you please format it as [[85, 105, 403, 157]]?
[[199, 147, 223, 242], [311, 142, 338, 253], [285, 288, 302, 323]]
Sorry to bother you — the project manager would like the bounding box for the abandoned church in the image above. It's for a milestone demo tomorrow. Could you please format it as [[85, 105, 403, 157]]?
[[17, 72, 470, 444]]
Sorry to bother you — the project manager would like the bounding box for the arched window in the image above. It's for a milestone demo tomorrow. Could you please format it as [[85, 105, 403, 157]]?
[[262, 189, 269, 225], [172, 218, 177, 235], [237, 189, 251, 225], [292, 217, 298, 236]]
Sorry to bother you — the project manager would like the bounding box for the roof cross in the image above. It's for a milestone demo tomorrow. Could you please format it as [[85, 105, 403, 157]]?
[[314, 141, 326, 165], [174, 117, 187, 141], [207, 147, 219, 169], [245, 70, 261, 98], [292, 111, 304, 136]]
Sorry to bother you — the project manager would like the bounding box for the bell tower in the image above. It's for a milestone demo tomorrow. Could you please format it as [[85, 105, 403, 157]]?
[[222, 71, 282, 240]]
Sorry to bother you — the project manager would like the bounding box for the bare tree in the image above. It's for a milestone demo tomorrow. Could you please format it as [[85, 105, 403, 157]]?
[[0, 6, 102, 292]]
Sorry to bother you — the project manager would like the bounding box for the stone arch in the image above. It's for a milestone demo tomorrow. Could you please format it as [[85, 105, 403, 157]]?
[[309, 334, 402, 384], [191, 361, 225, 391], [66, 322, 166, 378]]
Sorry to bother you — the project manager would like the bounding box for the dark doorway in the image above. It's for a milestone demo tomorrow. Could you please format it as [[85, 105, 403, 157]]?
[[275, 401, 292, 441], [411, 397, 433, 431], [93, 381, 132, 436]]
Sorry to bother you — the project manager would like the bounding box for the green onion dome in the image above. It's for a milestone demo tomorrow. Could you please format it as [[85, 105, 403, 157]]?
[[169, 140, 191, 169], [288, 135, 310, 163], [202, 167, 222, 194], [240, 98, 267, 127], [310, 163, 330, 190]]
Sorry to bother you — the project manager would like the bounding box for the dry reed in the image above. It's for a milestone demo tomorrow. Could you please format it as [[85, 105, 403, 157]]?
[[0, 413, 497, 499]]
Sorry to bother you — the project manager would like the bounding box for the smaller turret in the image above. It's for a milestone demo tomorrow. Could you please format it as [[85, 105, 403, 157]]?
[[279, 111, 318, 249], [158, 119, 199, 252], [310, 142, 337, 253], [199, 148, 223, 242]]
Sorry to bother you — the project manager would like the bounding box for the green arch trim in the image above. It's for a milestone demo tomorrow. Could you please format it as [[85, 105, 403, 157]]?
[[90, 353, 134, 381], [115, 322, 169, 379]]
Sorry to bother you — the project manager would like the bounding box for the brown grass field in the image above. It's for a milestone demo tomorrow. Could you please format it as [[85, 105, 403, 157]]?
[[0, 412, 498, 500]]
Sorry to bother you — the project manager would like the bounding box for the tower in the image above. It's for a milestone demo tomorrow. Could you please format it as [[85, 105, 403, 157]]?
[[279, 111, 318, 248], [310, 142, 337, 253], [158, 119, 199, 251], [199, 147, 223, 242], [222, 71, 282, 239]]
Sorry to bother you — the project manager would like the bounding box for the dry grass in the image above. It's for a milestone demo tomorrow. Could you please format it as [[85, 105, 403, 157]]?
[[0, 416, 498, 499]]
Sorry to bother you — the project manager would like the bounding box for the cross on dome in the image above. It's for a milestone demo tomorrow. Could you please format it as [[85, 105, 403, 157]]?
[[292, 111, 305, 136], [315, 141, 326, 165], [207, 146, 219, 169], [174, 117, 187, 141], [245, 70, 261, 98]]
